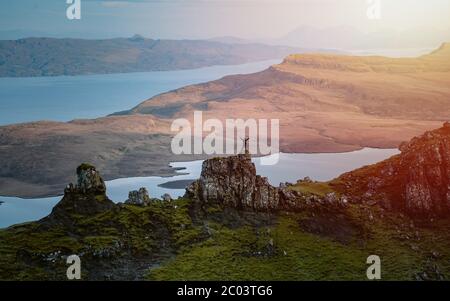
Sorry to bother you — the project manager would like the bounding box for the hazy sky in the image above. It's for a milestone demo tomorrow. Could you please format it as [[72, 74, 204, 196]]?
[[1, 0, 450, 39]]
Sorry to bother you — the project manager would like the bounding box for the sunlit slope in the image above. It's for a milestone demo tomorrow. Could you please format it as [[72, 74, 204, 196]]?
[[1, 44, 449, 197], [129, 43, 450, 152]]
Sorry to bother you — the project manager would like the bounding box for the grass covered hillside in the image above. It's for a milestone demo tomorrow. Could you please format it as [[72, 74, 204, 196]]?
[[1, 195, 449, 280]]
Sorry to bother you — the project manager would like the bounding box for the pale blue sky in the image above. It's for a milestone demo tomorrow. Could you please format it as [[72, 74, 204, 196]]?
[[1, 0, 449, 40]]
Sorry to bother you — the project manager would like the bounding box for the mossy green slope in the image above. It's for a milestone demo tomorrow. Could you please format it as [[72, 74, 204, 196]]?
[[147, 203, 450, 281], [0, 199, 200, 280], [1, 195, 449, 280]]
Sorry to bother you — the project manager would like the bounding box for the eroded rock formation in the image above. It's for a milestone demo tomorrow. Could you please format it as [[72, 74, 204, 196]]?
[[185, 152, 351, 212], [74, 163, 106, 194], [125, 187, 151, 206], [337, 122, 450, 217], [186, 154, 281, 210], [44, 164, 114, 224]]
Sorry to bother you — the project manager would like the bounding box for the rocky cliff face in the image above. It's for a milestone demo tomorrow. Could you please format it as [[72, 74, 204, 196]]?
[[185, 152, 351, 212], [337, 122, 450, 217], [186, 154, 281, 211], [400, 123, 450, 215]]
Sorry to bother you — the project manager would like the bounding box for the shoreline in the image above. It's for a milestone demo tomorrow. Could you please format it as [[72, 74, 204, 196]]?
[[0, 147, 399, 199]]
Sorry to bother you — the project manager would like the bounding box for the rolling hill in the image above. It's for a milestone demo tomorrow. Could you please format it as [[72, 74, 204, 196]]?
[[0, 44, 449, 197], [124, 43, 450, 151]]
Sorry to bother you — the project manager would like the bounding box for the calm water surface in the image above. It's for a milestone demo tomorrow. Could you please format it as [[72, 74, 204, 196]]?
[[0, 60, 280, 126], [0, 148, 399, 228]]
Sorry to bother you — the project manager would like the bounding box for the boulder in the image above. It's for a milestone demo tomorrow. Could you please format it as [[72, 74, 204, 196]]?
[[161, 193, 172, 202], [125, 187, 151, 206], [186, 154, 281, 211]]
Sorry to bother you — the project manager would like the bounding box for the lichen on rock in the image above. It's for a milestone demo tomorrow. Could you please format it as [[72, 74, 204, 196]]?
[[186, 154, 281, 211], [125, 187, 151, 206], [75, 163, 106, 194]]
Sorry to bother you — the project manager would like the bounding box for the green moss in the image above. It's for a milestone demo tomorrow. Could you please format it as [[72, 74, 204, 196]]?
[[206, 205, 222, 214], [3, 195, 450, 281], [147, 208, 450, 281], [0, 198, 201, 280], [83, 236, 119, 248], [76, 163, 95, 174], [146, 215, 368, 280], [95, 194, 107, 202], [290, 181, 334, 197]]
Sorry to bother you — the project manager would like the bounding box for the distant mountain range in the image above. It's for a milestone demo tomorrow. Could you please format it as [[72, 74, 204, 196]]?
[[211, 25, 450, 52], [0, 36, 307, 77], [3, 25, 443, 78]]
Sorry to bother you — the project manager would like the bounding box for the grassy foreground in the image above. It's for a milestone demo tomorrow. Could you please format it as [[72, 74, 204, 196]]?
[[1, 196, 449, 280]]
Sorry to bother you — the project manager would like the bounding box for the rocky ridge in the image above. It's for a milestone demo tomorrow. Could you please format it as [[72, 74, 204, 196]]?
[[38, 122, 450, 225], [185, 153, 347, 212], [337, 122, 450, 217], [185, 122, 450, 218]]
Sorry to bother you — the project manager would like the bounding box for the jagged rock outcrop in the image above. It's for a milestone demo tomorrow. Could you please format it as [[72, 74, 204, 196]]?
[[161, 193, 172, 202], [125, 187, 151, 206], [186, 154, 281, 211], [337, 122, 450, 217], [43, 164, 115, 224], [185, 153, 350, 211], [74, 163, 106, 194], [400, 122, 450, 215]]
